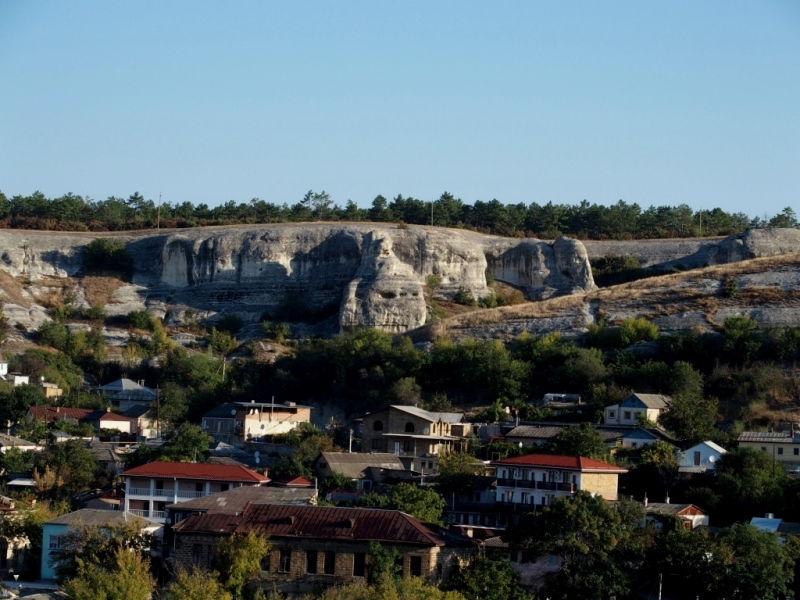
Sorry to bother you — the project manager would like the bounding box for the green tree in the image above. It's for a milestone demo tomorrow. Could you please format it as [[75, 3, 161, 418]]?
[[367, 541, 402, 585], [660, 394, 718, 442], [163, 569, 234, 600], [159, 382, 189, 426], [391, 377, 422, 405], [549, 423, 607, 459], [82, 238, 135, 280], [35, 439, 100, 495], [447, 556, 528, 600], [715, 447, 787, 524], [0, 384, 45, 425], [437, 452, 484, 496], [390, 483, 446, 523], [209, 327, 238, 355], [0, 499, 68, 579], [61, 546, 154, 600], [160, 423, 214, 462], [722, 316, 761, 363], [215, 531, 270, 599], [618, 317, 659, 346], [0, 447, 35, 474], [503, 492, 646, 600]]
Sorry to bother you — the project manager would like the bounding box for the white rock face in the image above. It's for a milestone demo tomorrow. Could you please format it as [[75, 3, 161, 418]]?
[[0, 224, 597, 334]]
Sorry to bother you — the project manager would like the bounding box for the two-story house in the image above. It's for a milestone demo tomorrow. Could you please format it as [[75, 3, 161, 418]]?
[[202, 400, 313, 446], [358, 405, 467, 474], [678, 440, 726, 473], [604, 393, 670, 426], [172, 503, 475, 596], [492, 454, 627, 509], [97, 378, 157, 411], [122, 462, 269, 523], [738, 427, 800, 469]]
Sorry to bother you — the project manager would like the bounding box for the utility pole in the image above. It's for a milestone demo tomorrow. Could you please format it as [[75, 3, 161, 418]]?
[[430, 201, 434, 227], [348, 429, 353, 453], [658, 572, 662, 600], [157, 193, 161, 230]]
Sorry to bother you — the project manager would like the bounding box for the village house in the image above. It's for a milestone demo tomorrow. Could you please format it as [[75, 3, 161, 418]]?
[[642, 495, 709, 530], [122, 462, 269, 523], [172, 503, 476, 596], [26, 406, 93, 425], [493, 454, 627, 508], [358, 405, 468, 474], [202, 400, 312, 447], [82, 409, 135, 434], [604, 393, 670, 426], [445, 476, 503, 530], [0, 433, 42, 454], [97, 378, 157, 411], [122, 404, 161, 439], [40, 509, 162, 580], [737, 428, 800, 469], [313, 452, 415, 491], [678, 440, 726, 473]]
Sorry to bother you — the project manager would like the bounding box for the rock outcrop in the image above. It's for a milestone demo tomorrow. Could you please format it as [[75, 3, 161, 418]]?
[[0, 224, 596, 334]]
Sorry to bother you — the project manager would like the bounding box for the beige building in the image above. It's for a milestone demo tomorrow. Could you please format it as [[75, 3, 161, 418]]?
[[202, 401, 312, 446], [358, 405, 466, 474], [313, 452, 415, 490], [492, 454, 627, 508], [738, 429, 800, 469], [172, 503, 475, 596], [604, 393, 670, 426]]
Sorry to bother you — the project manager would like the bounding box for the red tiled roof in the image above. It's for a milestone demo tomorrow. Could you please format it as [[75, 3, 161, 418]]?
[[27, 407, 93, 421], [174, 503, 464, 547], [271, 476, 313, 487], [122, 461, 269, 483], [491, 453, 627, 473]]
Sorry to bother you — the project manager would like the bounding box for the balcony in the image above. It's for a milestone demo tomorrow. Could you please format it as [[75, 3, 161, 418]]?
[[176, 490, 208, 499], [497, 478, 515, 487], [128, 509, 166, 520], [557, 483, 575, 492], [153, 489, 172, 497], [497, 479, 535, 489], [127, 488, 151, 496], [536, 481, 557, 491]]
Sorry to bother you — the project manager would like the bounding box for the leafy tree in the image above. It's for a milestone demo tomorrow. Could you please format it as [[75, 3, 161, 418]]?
[[391, 377, 422, 405], [126, 310, 154, 330], [722, 316, 761, 363], [215, 531, 270, 599], [661, 394, 718, 442], [61, 546, 154, 600], [503, 492, 646, 599], [617, 317, 659, 346], [0, 383, 45, 425], [82, 238, 135, 280], [714, 447, 787, 524], [262, 321, 291, 344], [163, 568, 234, 600], [35, 439, 100, 495], [0, 499, 68, 579], [549, 423, 607, 459], [453, 286, 477, 306], [160, 423, 213, 462], [423, 392, 452, 412], [390, 483, 446, 523], [209, 327, 238, 355], [51, 519, 155, 581], [446, 556, 528, 600], [0, 447, 35, 474], [367, 541, 402, 585], [159, 382, 189, 426], [437, 452, 484, 496]]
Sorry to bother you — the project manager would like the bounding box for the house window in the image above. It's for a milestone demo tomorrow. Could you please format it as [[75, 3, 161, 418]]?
[[694, 451, 701, 466], [353, 553, 366, 577], [778, 447, 784, 455], [373, 420, 384, 431], [410, 556, 422, 577], [279, 549, 291, 573], [794, 448, 799, 456], [762, 447, 767, 452], [405, 422, 415, 433], [403, 440, 414, 453], [192, 544, 203, 565], [608, 411, 616, 419], [49, 535, 64, 550], [306, 550, 318, 574], [371, 438, 385, 451], [623, 411, 632, 420], [631, 443, 638, 449], [207, 547, 217, 568], [324, 551, 336, 575]]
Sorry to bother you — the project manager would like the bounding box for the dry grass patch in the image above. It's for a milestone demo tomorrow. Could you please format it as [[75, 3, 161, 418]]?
[[81, 276, 125, 307], [0, 270, 31, 308]]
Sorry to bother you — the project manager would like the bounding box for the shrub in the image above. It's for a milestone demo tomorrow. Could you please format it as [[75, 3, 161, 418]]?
[[485, 268, 495, 286], [425, 273, 442, 290], [215, 314, 244, 334], [262, 321, 291, 343], [454, 286, 476, 306], [618, 317, 659, 346], [81, 304, 105, 321], [722, 276, 740, 298], [590, 253, 649, 287], [82, 238, 134, 279], [209, 327, 238, 355], [127, 310, 153, 331]]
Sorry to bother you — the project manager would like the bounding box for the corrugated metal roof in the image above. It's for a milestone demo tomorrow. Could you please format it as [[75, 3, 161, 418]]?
[[391, 405, 464, 424], [492, 453, 627, 473], [646, 503, 703, 516], [174, 503, 467, 547], [738, 431, 798, 443], [46, 508, 159, 527], [621, 393, 670, 409], [166, 485, 316, 514], [203, 403, 238, 419], [122, 404, 155, 419], [122, 461, 269, 483], [505, 426, 564, 439], [316, 452, 407, 479]]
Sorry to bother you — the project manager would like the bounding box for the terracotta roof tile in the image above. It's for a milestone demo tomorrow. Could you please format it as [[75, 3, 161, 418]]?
[[122, 461, 269, 483], [491, 453, 627, 473], [27, 407, 93, 421]]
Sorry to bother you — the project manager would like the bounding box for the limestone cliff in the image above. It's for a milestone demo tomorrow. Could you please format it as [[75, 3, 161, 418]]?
[[0, 224, 597, 334]]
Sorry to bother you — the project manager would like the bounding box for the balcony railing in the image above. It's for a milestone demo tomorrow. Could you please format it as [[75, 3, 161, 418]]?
[[536, 481, 557, 491], [153, 489, 172, 497], [176, 490, 208, 499], [128, 509, 166, 520], [557, 483, 576, 492], [127, 488, 151, 496], [497, 479, 536, 489]]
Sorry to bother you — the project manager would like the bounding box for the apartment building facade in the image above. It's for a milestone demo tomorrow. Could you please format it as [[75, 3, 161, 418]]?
[[122, 462, 269, 523], [492, 454, 627, 509], [202, 400, 312, 446]]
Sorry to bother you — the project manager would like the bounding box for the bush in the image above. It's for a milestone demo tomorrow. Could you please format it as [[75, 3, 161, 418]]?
[[425, 273, 442, 290], [591, 253, 649, 287], [722, 276, 739, 298], [262, 321, 291, 343], [618, 317, 659, 346], [485, 268, 495, 285], [209, 327, 238, 355], [81, 304, 105, 321], [127, 310, 153, 331], [454, 286, 476, 306], [82, 238, 134, 279], [215, 314, 244, 334]]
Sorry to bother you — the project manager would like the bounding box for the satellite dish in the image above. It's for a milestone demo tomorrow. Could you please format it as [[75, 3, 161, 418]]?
[[255, 456, 260, 464], [230, 409, 236, 416], [423, 428, 429, 435], [254, 451, 260, 458], [164, 517, 172, 525], [708, 455, 716, 463]]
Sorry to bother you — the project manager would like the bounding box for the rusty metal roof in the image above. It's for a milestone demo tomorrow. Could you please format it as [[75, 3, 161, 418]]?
[[122, 461, 269, 483], [173, 503, 470, 547]]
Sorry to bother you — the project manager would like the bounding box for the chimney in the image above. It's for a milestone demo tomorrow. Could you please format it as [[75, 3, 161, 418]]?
[[643, 493, 648, 508], [664, 493, 670, 504], [766, 512, 775, 519]]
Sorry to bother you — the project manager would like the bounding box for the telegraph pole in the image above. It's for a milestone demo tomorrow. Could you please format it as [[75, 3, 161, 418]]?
[[157, 193, 161, 230]]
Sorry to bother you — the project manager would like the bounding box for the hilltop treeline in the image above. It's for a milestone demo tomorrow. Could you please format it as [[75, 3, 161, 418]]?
[[1, 189, 796, 239]]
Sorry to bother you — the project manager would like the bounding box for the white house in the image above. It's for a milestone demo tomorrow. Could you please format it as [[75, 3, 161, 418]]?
[[604, 393, 670, 426], [677, 440, 726, 473]]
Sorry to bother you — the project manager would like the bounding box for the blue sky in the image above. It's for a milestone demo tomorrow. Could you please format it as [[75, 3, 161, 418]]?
[[0, 1, 798, 215]]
